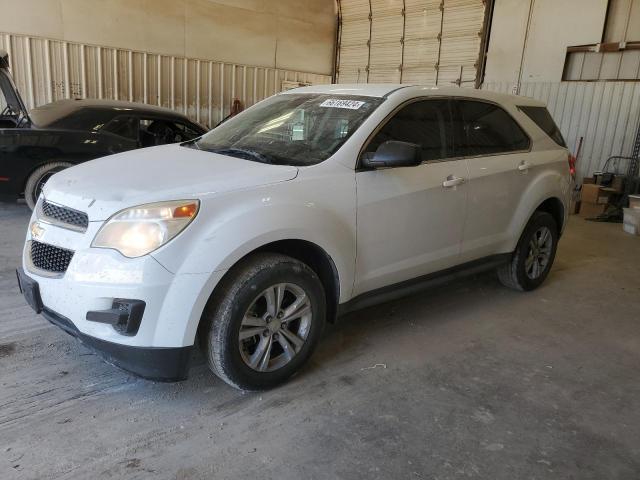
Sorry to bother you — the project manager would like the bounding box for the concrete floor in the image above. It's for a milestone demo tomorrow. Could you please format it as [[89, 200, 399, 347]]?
[[1, 202, 639, 480]]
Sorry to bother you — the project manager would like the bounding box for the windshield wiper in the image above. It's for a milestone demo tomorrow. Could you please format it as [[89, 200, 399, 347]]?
[[210, 147, 273, 164]]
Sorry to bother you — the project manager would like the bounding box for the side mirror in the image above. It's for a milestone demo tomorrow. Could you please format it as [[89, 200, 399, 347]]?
[[361, 140, 422, 168]]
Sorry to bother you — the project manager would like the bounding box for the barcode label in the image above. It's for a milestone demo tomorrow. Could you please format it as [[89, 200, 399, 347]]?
[[319, 99, 366, 110]]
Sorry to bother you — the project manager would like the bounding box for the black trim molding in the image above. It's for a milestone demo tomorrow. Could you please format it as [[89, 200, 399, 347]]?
[[338, 253, 511, 316], [41, 306, 192, 382]]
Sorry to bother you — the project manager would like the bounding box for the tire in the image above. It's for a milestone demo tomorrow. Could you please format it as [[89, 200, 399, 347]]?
[[24, 162, 72, 210], [200, 253, 326, 391], [498, 211, 558, 291]]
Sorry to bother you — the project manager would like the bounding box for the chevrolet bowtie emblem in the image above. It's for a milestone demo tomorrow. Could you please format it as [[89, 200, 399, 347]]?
[[30, 221, 45, 240]]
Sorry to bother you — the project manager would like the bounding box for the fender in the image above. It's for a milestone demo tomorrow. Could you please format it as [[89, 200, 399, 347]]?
[[506, 167, 570, 252], [150, 167, 357, 345], [166, 228, 348, 347]]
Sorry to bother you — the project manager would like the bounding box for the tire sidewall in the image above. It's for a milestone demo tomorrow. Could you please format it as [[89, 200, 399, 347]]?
[[514, 212, 559, 291], [24, 162, 72, 210], [210, 258, 326, 390]]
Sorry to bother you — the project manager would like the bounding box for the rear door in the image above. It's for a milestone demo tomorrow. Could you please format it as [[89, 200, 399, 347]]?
[[354, 98, 469, 295], [452, 99, 532, 262]]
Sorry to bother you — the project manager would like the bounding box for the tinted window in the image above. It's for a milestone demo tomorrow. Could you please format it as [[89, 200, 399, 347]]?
[[453, 100, 530, 156], [365, 100, 452, 162], [519, 105, 566, 147], [174, 122, 203, 139], [139, 118, 201, 147], [102, 116, 138, 141]]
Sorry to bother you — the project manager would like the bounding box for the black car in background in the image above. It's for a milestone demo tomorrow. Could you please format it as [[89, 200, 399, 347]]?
[[0, 49, 207, 209]]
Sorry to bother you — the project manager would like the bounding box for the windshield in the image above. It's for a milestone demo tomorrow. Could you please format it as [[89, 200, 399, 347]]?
[[0, 69, 29, 127], [0, 84, 7, 112], [194, 94, 383, 166]]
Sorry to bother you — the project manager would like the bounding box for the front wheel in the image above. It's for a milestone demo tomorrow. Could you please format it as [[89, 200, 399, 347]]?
[[498, 211, 559, 291], [200, 253, 326, 391], [24, 162, 72, 210]]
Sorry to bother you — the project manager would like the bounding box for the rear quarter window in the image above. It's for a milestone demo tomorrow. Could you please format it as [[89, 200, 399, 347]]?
[[519, 106, 566, 147]]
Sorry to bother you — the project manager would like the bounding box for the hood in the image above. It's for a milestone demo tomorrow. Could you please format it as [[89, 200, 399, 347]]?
[[43, 143, 299, 220], [0, 55, 31, 125]]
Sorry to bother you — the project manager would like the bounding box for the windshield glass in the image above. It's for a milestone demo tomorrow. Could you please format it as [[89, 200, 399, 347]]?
[[194, 94, 383, 166], [0, 70, 32, 128], [0, 87, 7, 113]]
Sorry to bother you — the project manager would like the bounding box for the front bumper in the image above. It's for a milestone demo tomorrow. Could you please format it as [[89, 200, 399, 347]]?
[[17, 267, 192, 381], [22, 214, 223, 346], [19, 196, 229, 380]]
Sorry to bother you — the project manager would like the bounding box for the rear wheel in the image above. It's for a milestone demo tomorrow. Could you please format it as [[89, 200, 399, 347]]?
[[200, 253, 326, 391], [498, 211, 558, 291], [24, 162, 72, 210]]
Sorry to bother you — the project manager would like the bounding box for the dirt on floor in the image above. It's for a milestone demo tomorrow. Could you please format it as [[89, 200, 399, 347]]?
[[1, 202, 640, 480]]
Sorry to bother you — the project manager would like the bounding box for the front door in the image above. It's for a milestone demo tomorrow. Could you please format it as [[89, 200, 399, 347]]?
[[354, 99, 469, 296]]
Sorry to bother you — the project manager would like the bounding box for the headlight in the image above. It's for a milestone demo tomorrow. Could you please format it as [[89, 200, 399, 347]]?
[[92, 200, 199, 258]]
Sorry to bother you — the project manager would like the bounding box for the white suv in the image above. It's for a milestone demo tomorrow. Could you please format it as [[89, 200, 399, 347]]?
[[17, 85, 572, 390]]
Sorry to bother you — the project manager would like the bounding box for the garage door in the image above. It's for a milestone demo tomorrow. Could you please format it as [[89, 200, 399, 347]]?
[[336, 0, 487, 86]]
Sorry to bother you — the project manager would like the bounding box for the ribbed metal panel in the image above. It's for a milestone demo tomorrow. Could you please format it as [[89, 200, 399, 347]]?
[[337, 0, 371, 83], [369, 0, 404, 83], [484, 81, 640, 180], [0, 32, 330, 128], [338, 0, 485, 86], [439, 0, 484, 85], [403, 0, 441, 84]]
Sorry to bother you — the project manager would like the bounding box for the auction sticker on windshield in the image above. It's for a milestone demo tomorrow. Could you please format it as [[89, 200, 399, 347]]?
[[319, 99, 366, 110]]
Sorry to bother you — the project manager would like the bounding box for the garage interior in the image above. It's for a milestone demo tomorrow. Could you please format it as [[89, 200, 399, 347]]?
[[1, 0, 640, 478]]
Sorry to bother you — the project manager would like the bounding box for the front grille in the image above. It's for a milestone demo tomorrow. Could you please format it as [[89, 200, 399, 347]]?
[[29, 241, 74, 274], [40, 200, 89, 231]]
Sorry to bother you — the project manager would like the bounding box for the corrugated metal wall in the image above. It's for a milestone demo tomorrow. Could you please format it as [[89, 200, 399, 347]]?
[[484, 81, 640, 180], [0, 32, 331, 128], [336, 0, 485, 85]]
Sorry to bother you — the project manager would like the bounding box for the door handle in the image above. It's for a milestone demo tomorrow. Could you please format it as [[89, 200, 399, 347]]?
[[442, 175, 465, 188], [518, 162, 531, 171]]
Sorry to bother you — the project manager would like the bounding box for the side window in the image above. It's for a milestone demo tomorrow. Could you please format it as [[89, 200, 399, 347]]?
[[453, 100, 530, 157], [139, 118, 201, 147], [365, 100, 451, 162], [519, 106, 566, 147], [102, 116, 138, 141], [173, 121, 203, 141]]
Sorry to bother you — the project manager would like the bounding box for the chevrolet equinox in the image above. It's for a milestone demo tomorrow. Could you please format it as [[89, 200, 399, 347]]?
[[18, 85, 572, 390]]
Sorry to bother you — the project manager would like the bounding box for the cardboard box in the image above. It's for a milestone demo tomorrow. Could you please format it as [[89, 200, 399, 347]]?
[[579, 202, 608, 218], [582, 177, 596, 185], [581, 184, 613, 204], [629, 194, 640, 210]]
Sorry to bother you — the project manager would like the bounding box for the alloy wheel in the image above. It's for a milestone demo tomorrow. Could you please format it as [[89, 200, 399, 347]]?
[[525, 226, 553, 279], [238, 283, 312, 372]]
